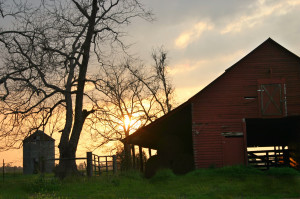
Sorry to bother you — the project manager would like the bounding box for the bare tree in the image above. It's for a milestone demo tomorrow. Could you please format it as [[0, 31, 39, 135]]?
[[0, 0, 151, 177], [126, 47, 174, 115], [151, 47, 174, 113], [86, 61, 153, 169], [85, 48, 174, 169]]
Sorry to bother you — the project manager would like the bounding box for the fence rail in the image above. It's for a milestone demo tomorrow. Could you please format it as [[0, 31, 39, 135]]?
[[86, 152, 117, 177], [89, 153, 117, 176], [248, 149, 290, 170], [49, 152, 117, 177]]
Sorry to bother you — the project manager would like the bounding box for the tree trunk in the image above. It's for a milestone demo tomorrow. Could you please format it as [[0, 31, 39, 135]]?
[[56, 0, 98, 178], [123, 142, 132, 170], [55, 146, 79, 179]]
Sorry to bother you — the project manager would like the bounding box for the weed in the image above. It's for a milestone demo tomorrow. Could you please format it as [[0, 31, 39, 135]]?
[[29, 192, 68, 199], [26, 174, 61, 193], [1, 166, 300, 198]]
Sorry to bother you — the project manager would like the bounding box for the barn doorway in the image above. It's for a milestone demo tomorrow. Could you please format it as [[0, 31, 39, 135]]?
[[245, 117, 300, 169]]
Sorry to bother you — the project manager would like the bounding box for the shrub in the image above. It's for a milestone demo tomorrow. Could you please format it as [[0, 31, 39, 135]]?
[[150, 169, 176, 183], [266, 167, 300, 176], [119, 170, 143, 180], [215, 165, 262, 177]]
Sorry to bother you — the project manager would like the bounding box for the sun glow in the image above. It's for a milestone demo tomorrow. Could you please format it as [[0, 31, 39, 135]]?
[[121, 114, 142, 134], [123, 115, 132, 131]]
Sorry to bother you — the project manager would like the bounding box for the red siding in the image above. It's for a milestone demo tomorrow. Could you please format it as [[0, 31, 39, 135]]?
[[191, 39, 300, 168]]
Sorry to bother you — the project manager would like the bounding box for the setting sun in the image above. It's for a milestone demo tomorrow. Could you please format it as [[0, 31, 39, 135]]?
[[120, 114, 142, 134], [123, 115, 132, 131]]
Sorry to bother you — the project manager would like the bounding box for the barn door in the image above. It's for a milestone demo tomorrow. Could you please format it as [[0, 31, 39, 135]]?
[[258, 79, 286, 117], [222, 132, 245, 166]]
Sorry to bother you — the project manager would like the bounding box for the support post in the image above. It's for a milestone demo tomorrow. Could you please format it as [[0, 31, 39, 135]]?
[[86, 152, 93, 177], [139, 146, 144, 172], [131, 145, 136, 169], [148, 148, 152, 157], [113, 155, 117, 174]]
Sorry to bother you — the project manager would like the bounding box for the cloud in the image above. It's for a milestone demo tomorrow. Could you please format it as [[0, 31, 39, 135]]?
[[175, 21, 214, 49], [221, 0, 300, 34], [169, 59, 207, 76]]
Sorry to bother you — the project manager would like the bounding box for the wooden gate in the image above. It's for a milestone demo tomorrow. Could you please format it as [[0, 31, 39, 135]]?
[[86, 152, 117, 176], [248, 149, 290, 170]]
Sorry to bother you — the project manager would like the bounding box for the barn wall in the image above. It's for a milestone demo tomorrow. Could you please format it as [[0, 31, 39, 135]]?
[[191, 39, 300, 168]]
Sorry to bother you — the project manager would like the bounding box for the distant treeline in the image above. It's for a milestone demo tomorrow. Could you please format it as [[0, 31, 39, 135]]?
[[1, 165, 23, 173]]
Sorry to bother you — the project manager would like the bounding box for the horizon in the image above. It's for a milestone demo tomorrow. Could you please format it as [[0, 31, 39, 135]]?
[[1, 0, 300, 167]]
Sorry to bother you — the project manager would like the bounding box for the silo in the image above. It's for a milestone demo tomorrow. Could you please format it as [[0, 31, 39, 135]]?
[[23, 130, 55, 174]]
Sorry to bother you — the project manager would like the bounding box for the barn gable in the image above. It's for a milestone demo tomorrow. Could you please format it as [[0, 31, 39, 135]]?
[[191, 38, 300, 168], [125, 38, 300, 175]]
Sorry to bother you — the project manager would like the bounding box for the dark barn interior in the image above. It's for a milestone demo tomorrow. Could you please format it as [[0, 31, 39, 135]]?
[[246, 116, 300, 169], [125, 103, 195, 177]]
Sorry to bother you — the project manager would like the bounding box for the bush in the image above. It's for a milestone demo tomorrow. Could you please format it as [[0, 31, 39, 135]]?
[[216, 165, 263, 176], [185, 165, 263, 178], [119, 170, 143, 180], [150, 169, 176, 183], [266, 167, 300, 176]]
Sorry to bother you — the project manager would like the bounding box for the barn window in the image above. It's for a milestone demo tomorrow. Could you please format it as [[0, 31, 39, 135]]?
[[244, 96, 256, 100], [221, 132, 243, 137]]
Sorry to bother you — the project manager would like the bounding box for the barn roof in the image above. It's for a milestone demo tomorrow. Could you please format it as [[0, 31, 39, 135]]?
[[189, 37, 300, 101], [23, 130, 55, 142], [124, 38, 300, 148], [123, 101, 191, 148]]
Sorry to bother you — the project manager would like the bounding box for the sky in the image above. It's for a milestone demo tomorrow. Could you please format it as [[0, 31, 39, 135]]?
[[2, 0, 300, 166], [128, 0, 300, 103]]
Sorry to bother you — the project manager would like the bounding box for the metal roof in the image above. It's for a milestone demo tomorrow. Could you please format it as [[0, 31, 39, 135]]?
[[23, 130, 55, 142]]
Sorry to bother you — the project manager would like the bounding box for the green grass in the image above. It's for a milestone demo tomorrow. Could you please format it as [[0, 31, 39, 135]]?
[[1, 166, 300, 199]]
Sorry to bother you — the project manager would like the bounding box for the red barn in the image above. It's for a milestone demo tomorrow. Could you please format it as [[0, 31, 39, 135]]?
[[125, 38, 300, 176]]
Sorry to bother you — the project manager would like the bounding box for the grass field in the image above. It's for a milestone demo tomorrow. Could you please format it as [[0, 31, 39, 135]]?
[[0, 166, 300, 199]]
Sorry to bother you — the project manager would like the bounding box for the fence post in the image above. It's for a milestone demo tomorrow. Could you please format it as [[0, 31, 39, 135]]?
[[104, 156, 107, 172], [87, 152, 93, 177], [266, 151, 269, 170], [93, 155, 97, 176], [98, 156, 101, 175], [113, 155, 117, 174], [283, 150, 290, 167], [2, 159, 4, 182]]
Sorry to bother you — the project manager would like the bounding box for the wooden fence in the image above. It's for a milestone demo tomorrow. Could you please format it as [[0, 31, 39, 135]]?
[[50, 152, 117, 177], [248, 149, 291, 170], [86, 152, 117, 176]]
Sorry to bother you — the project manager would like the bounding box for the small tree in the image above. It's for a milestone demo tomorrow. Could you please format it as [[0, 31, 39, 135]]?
[[85, 48, 174, 169]]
